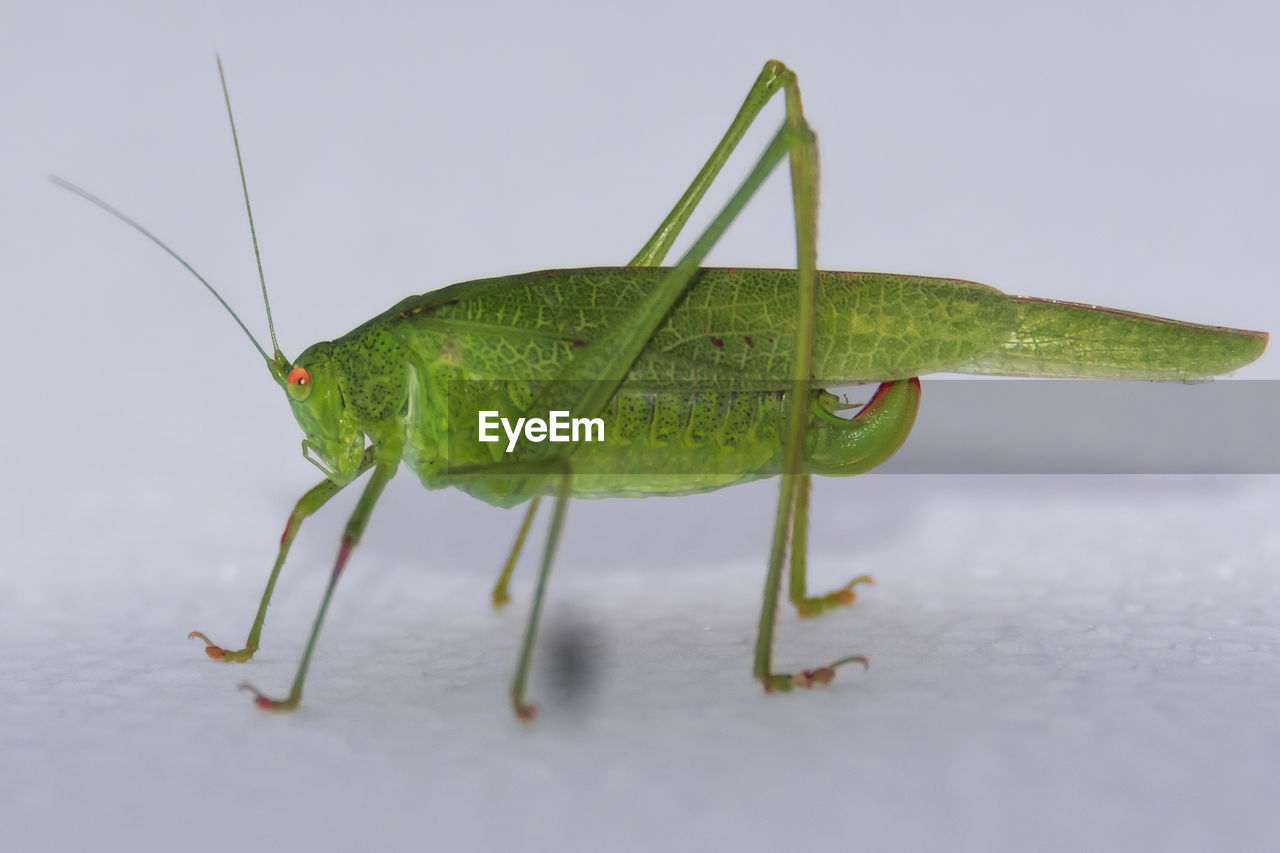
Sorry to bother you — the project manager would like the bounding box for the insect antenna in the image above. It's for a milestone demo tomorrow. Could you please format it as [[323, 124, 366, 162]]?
[[49, 175, 274, 364], [216, 54, 282, 362]]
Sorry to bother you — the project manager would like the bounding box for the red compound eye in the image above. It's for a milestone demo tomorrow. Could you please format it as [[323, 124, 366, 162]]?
[[286, 366, 312, 401]]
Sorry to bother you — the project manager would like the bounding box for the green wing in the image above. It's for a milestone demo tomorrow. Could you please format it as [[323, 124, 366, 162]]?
[[388, 267, 1267, 385]]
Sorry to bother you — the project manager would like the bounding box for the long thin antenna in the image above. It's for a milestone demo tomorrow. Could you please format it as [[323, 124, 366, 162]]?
[[49, 175, 273, 364], [217, 54, 281, 359]]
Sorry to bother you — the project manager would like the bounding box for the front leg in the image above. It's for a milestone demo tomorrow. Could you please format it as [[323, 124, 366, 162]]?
[[188, 453, 374, 662], [240, 456, 397, 712]]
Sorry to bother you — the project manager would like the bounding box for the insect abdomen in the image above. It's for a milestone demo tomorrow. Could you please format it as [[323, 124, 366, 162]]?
[[560, 387, 788, 498]]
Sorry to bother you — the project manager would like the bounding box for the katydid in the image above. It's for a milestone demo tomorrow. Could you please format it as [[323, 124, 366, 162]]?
[[54, 59, 1267, 721]]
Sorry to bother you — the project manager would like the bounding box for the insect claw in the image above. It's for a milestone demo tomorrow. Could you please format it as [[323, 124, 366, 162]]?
[[187, 630, 226, 659], [791, 668, 834, 688], [817, 654, 871, 680], [764, 655, 868, 691], [795, 574, 876, 619], [833, 574, 875, 607], [239, 682, 298, 712], [188, 631, 256, 662]]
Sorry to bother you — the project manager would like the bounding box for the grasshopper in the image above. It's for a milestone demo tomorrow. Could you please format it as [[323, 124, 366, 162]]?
[[55, 59, 1267, 720]]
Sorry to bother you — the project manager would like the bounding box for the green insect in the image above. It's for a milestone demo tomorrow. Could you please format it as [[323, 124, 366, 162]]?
[[55, 59, 1267, 721]]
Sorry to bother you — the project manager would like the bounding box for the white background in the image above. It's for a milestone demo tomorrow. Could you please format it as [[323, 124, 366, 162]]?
[[3, 2, 1278, 851]]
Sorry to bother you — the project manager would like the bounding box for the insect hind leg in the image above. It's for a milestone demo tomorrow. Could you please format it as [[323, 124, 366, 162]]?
[[786, 473, 875, 619], [631, 60, 802, 267], [487, 63, 796, 606]]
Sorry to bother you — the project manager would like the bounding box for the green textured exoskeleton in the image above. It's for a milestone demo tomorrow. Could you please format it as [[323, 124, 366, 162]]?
[[56, 59, 1267, 720]]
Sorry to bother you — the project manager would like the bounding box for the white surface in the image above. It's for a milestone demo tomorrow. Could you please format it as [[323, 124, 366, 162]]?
[[3, 2, 1279, 851], [6, 477, 1280, 851]]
